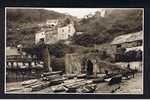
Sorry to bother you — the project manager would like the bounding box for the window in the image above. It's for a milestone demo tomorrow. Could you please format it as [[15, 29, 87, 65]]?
[[68, 29, 71, 33], [17, 48, 21, 52], [68, 35, 71, 38], [40, 38, 44, 42], [117, 44, 121, 48], [62, 29, 64, 32]]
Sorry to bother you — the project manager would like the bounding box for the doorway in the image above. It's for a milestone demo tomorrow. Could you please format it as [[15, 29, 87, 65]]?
[[86, 60, 93, 75]]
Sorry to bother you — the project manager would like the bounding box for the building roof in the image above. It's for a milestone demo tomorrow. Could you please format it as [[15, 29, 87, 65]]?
[[76, 32, 84, 35], [111, 31, 143, 45], [6, 47, 20, 56], [47, 19, 58, 23]]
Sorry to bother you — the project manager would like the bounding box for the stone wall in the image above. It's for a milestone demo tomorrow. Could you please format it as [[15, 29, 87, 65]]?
[[65, 53, 83, 74], [65, 52, 120, 75]]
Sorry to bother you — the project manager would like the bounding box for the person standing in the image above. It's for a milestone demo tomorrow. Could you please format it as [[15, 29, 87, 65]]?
[[86, 60, 93, 75]]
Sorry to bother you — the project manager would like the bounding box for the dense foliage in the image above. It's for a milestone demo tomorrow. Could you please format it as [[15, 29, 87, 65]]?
[[73, 9, 143, 47], [48, 42, 75, 58]]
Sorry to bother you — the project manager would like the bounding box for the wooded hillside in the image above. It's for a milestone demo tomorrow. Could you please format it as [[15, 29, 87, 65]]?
[[73, 9, 143, 46]]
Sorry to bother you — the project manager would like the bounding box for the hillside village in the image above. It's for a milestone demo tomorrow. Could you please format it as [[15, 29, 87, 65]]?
[[35, 18, 75, 44], [6, 8, 143, 94]]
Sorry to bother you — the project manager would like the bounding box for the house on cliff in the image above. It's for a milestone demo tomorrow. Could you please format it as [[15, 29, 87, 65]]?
[[35, 19, 76, 44]]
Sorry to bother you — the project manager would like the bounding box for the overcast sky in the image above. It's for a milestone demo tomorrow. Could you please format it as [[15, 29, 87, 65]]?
[[7, 7, 142, 18], [44, 8, 102, 18]]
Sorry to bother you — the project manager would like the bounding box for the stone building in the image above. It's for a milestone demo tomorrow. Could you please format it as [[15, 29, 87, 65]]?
[[35, 19, 76, 44], [65, 53, 83, 74], [65, 53, 122, 76], [57, 24, 75, 40], [35, 28, 58, 44]]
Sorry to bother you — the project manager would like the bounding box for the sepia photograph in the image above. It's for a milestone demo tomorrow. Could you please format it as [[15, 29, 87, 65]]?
[[5, 7, 143, 94]]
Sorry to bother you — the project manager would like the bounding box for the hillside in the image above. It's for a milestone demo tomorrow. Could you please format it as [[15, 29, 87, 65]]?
[[73, 9, 143, 47], [6, 9, 78, 46], [7, 9, 67, 24], [7, 9, 143, 47]]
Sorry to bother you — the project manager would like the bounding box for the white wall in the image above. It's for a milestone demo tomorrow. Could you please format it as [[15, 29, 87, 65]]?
[[45, 33, 58, 44], [65, 53, 82, 74], [57, 24, 75, 40], [46, 19, 58, 26], [35, 31, 45, 44], [35, 24, 76, 44]]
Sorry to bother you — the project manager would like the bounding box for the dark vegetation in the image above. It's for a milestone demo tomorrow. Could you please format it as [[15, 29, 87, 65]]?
[[51, 57, 65, 72], [115, 50, 142, 62], [48, 42, 75, 58], [73, 9, 143, 47]]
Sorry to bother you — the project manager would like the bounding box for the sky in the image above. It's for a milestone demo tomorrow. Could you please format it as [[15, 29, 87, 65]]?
[[44, 8, 103, 18], [7, 7, 142, 18], [6, 7, 106, 18]]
